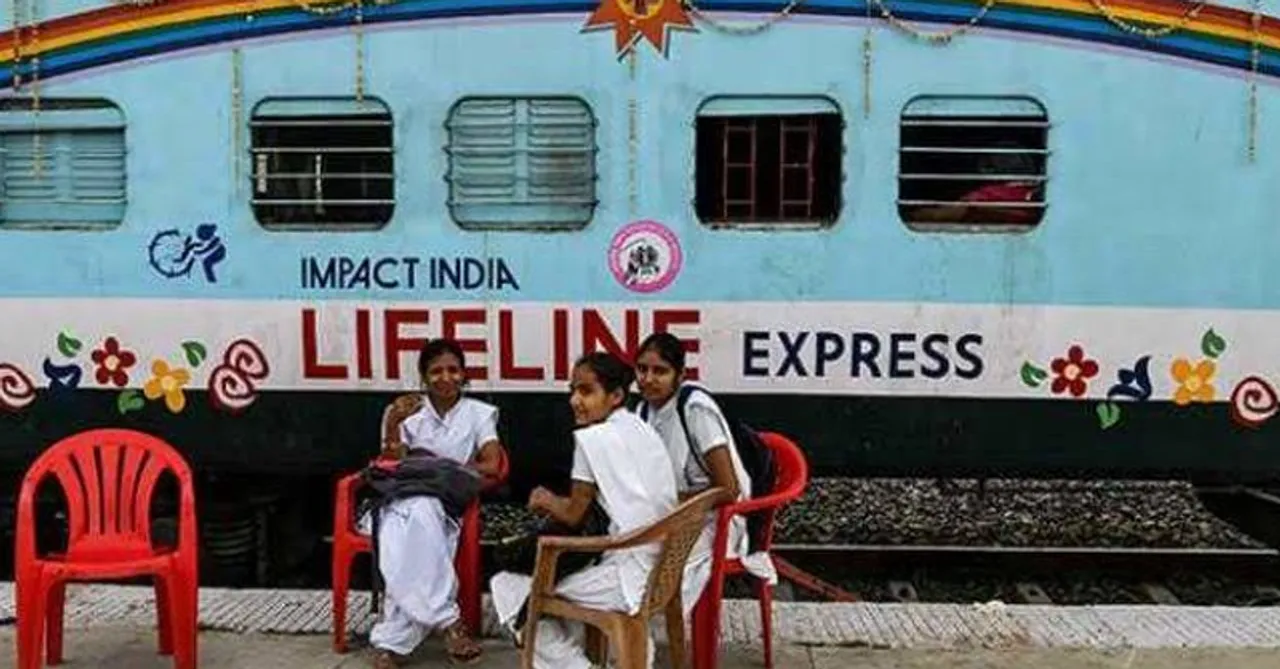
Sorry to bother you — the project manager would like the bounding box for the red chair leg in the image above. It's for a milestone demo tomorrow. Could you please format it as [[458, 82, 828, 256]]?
[[755, 579, 775, 669], [692, 566, 727, 669], [456, 504, 481, 633], [16, 572, 44, 669], [332, 543, 352, 654], [45, 579, 66, 665], [155, 576, 173, 656], [166, 570, 198, 669]]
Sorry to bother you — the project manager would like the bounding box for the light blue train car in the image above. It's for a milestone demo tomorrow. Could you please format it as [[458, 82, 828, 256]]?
[[2, 0, 1280, 582]]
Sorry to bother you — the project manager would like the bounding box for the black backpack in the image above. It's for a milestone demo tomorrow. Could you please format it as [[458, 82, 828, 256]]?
[[639, 384, 777, 553]]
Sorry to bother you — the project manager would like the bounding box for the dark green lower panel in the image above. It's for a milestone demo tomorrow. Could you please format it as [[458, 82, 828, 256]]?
[[3, 389, 1280, 586], [2, 389, 1278, 494]]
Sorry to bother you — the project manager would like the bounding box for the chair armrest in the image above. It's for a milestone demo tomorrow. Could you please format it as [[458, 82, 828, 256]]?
[[477, 445, 511, 493], [536, 533, 625, 553], [333, 457, 393, 534], [15, 476, 39, 569]]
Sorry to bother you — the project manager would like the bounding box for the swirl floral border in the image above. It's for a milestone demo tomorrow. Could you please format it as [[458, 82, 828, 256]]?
[[0, 331, 270, 415], [1020, 327, 1279, 430]]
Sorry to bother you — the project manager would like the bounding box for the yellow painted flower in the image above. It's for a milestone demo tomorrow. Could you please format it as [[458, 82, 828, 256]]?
[[1171, 357, 1216, 405], [143, 359, 191, 413]]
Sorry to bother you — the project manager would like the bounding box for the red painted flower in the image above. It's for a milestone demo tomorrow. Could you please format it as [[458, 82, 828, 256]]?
[[1050, 345, 1099, 397], [90, 337, 137, 387]]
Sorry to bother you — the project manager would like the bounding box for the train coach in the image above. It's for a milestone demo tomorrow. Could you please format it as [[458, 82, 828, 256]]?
[[3, 0, 1280, 583]]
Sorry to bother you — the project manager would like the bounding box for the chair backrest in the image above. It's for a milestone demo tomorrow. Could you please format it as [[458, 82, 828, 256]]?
[[752, 432, 809, 550], [18, 428, 194, 555], [639, 487, 726, 615], [759, 432, 809, 502]]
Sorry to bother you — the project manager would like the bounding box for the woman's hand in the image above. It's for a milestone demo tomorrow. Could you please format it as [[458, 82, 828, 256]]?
[[527, 486, 557, 515], [387, 393, 424, 421], [380, 441, 407, 461]]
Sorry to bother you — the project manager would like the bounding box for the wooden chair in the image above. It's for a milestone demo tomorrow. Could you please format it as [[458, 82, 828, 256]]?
[[521, 487, 725, 669]]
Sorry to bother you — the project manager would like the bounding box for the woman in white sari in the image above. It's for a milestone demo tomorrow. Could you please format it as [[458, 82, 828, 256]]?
[[634, 333, 777, 616], [367, 339, 505, 668], [490, 352, 678, 669]]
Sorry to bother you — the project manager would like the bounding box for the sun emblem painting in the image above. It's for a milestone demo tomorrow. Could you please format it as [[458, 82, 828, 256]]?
[[582, 0, 697, 59]]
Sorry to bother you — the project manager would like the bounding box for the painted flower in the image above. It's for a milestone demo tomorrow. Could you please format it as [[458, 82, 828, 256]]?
[[90, 337, 137, 387], [1050, 345, 1099, 397], [1171, 357, 1216, 405], [143, 359, 191, 413]]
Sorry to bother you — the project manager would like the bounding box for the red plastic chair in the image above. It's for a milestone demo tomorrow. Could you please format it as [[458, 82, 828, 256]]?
[[14, 428, 199, 669], [691, 432, 809, 669], [331, 406, 510, 653]]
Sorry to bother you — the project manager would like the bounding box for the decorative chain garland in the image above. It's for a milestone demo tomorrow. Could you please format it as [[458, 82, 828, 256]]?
[[30, 0, 41, 177], [1086, 0, 1207, 39], [231, 47, 244, 190], [7, 0, 1266, 169], [1248, 0, 1262, 163], [863, 3, 873, 118], [872, 0, 997, 44], [627, 52, 639, 217], [684, 0, 805, 35], [355, 0, 366, 101], [10, 0, 22, 91], [296, 0, 359, 16]]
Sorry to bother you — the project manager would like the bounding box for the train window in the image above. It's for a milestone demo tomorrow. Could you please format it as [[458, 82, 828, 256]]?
[[898, 96, 1049, 232], [694, 96, 842, 228], [0, 98, 126, 230], [250, 97, 394, 230], [445, 97, 597, 230]]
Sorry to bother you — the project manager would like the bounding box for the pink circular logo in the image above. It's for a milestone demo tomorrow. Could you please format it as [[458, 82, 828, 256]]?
[[608, 220, 683, 293]]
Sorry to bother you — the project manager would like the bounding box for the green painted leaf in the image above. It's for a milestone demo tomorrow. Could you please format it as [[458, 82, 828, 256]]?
[[181, 341, 208, 368], [1020, 362, 1048, 388], [1201, 328, 1227, 359], [116, 389, 145, 415], [1097, 402, 1122, 430], [56, 331, 82, 358]]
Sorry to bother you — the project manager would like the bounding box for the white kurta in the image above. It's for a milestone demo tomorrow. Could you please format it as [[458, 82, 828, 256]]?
[[359, 396, 499, 656], [642, 384, 778, 616], [491, 409, 678, 669]]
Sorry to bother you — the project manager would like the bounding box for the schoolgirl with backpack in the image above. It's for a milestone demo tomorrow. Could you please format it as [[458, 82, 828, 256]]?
[[633, 333, 779, 614]]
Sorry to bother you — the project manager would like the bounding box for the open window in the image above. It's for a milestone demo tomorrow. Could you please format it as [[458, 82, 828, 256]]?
[[898, 96, 1049, 232], [445, 96, 598, 230], [0, 98, 127, 230], [694, 96, 842, 227], [250, 97, 394, 230]]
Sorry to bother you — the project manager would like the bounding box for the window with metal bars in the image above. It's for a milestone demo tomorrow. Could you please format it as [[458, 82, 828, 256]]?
[[446, 97, 597, 230], [250, 97, 394, 230], [694, 97, 842, 227], [0, 98, 127, 229], [898, 96, 1049, 231]]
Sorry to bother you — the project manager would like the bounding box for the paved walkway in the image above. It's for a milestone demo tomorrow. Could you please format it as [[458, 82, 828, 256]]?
[[1, 582, 1278, 667], [3, 583, 1280, 649], [1, 626, 1278, 668]]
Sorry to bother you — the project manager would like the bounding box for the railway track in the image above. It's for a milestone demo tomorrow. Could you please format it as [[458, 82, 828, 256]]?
[[770, 543, 1280, 605]]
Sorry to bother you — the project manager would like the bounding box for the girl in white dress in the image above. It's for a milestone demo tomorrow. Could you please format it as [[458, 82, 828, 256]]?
[[634, 332, 776, 617], [369, 339, 505, 668], [490, 352, 678, 669]]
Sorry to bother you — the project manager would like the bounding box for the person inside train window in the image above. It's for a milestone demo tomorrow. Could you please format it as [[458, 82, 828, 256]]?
[[365, 338, 505, 668], [633, 332, 776, 615], [905, 140, 1044, 226], [489, 352, 678, 669]]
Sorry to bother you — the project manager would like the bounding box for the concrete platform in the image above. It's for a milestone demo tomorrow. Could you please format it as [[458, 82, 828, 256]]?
[[0, 582, 1279, 668], [2, 583, 1279, 650], [1, 627, 1279, 669]]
